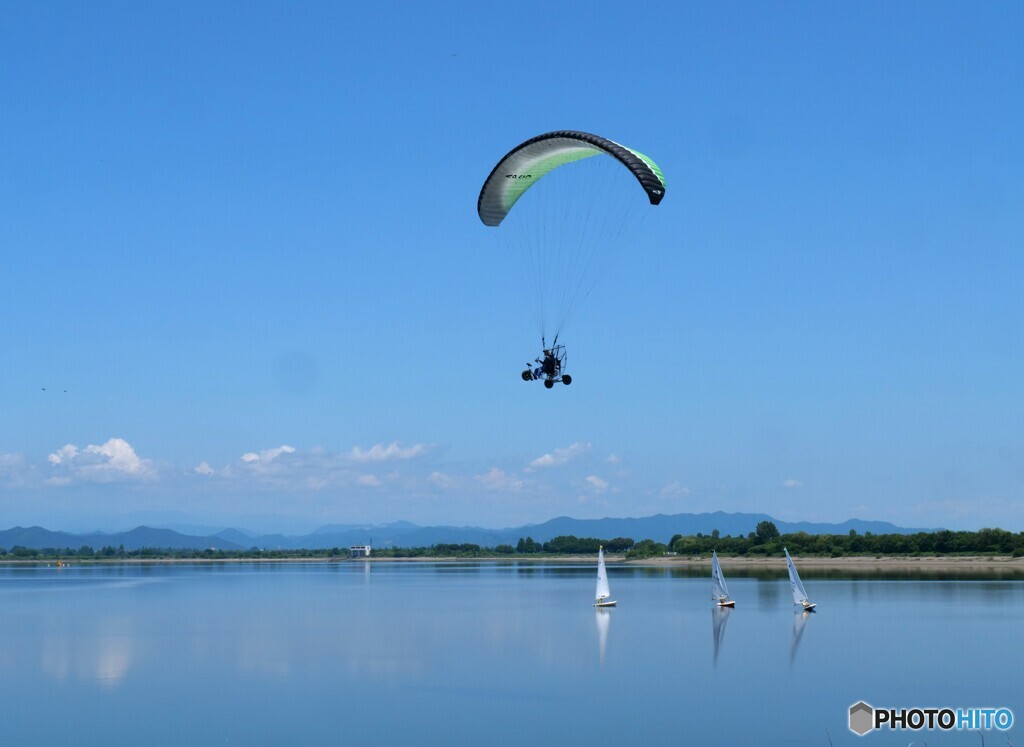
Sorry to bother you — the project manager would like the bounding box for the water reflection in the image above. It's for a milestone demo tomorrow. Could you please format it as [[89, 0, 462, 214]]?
[[0, 562, 1022, 746], [789, 609, 814, 666], [757, 577, 784, 608], [711, 606, 732, 666], [595, 608, 611, 667], [40, 617, 135, 688], [621, 563, 1024, 582]]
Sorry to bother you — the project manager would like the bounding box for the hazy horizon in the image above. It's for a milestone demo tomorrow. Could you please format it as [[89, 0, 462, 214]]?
[[0, 507, 947, 538]]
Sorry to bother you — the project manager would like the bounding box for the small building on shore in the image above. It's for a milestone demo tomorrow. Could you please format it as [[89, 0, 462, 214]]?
[[350, 545, 372, 559]]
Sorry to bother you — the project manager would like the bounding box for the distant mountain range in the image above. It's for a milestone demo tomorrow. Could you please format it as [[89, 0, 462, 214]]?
[[0, 512, 935, 552]]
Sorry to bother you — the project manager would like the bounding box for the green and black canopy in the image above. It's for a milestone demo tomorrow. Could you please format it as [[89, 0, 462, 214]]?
[[478, 130, 666, 227]]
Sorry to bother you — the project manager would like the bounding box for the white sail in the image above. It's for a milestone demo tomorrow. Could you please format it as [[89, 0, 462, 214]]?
[[710, 550, 730, 602], [784, 547, 810, 606], [595, 546, 611, 601]]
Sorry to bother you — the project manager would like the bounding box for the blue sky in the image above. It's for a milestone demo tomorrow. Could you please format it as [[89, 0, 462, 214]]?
[[1, 1, 1021, 533]]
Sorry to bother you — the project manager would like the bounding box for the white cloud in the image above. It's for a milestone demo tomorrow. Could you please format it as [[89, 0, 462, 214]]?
[[475, 467, 522, 491], [584, 475, 609, 492], [428, 467, 529, 493], [234, 446, 299, 480], [46, 438, 154, 482], [0, 453, 32, 488], [428, 471, 461, 490], [0, 453, 27, 480], [783, 478, 803, 488], [240, 445, 295, 464], [348, 442, 429, 462], [48, 445, 78, 465], [529, 442, 591, 469], [660, 481, 691, 497], [605, 454, 622, 465], [188, 443, 431, 491], [84, 439, 151, 475]]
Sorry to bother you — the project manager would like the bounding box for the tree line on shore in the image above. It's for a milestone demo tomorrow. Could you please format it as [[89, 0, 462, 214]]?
[[668, 521, 1024, 558], [2, 522, 1022, 560]]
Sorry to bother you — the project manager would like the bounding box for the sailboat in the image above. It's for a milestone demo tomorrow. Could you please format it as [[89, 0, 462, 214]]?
[[594, 546, 617, 607], [710, 550, 735, 607], [784, 547, 816, 611]]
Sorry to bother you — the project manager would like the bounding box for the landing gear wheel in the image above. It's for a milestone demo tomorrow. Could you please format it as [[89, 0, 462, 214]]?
[[561, 375, 572, 385], [521, 370, 533, 382], [544, 379, 555, 389]]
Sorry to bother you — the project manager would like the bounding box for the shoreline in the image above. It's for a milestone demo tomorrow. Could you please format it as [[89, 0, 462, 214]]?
[[2, 554, 1022, 570], [626, 554, 1024, 570], [366, 554, 1024, 570]]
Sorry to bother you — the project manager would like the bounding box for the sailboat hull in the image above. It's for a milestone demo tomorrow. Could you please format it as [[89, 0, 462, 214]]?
[[802, 603, 817, 612], [594, 601, 617, 607], [716, 600, 735, 608]]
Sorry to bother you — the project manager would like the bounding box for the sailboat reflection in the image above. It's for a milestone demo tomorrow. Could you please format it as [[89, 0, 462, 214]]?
[[711, 605, 732, 666], [789, 609, 813, 666], [41, 622, 135, 688], [595, 608, 611, 667]]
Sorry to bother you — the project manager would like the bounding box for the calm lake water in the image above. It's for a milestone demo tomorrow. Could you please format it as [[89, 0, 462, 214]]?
[[1, 561, 1021, 745]]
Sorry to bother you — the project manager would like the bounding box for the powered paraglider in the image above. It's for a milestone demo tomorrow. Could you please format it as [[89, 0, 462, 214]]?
[[477, 130, 666, 388]]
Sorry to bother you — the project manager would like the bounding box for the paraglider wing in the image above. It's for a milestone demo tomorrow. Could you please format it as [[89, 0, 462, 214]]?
[[478, 129, 667, 349], [477, 130, 666, 227]]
